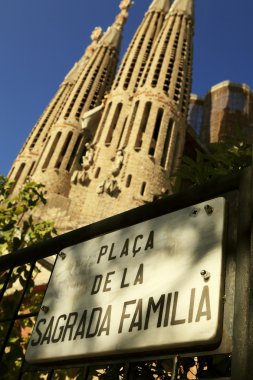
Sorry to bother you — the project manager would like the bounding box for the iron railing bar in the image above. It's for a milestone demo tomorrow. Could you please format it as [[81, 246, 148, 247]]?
[[0, 260, 36, 360], [0, 268, 14, 303], [79, 366, 88, 380], [124, 362, 130, 380], [0, 171, 241, 272], [17, 360, 26, 380], [46, 369, 54, 380], [171, 355, 178, 380]]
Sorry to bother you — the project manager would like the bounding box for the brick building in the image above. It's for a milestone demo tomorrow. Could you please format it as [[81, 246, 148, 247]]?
[[188, 81, 253, 145]]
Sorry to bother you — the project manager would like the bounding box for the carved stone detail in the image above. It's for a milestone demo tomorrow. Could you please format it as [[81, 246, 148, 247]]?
[[71, 143, 95, 185], [111, 149, 124, 176], [96, 177, 119, 196]]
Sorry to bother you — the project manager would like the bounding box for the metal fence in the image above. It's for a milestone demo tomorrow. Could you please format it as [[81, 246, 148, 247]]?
[[1, 169, 252, 379]]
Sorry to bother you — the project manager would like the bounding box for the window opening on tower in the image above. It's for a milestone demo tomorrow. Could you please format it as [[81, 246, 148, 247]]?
[[66, 134, 83, 172], [117, 116, 128, 149], [149, 108, 164, 156], [105, 103, 123, 146], [126, 174, 132, 188], [42, 132, 61, 170], [161, 118, 174, 168], [123, 100, 139, 147], [27, 161, 36, 177], [8, 166, 15, 178], [14, 163, 25, 182], [134, 102, 152, 150], [95, 102, 112, 143], [55, 132, 73, 169], [140, 181, 146, 196], [94, 167, 101, 179], [12, 163, 26, 192]]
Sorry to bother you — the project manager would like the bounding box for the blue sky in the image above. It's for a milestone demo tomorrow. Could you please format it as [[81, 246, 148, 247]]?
[[0, 0, 252, 176]]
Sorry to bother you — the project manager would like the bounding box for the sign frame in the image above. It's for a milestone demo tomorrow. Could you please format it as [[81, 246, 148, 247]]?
[[26, 197, 227, 364]]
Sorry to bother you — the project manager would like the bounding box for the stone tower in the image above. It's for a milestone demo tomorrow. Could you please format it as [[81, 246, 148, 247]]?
[[8, 0, 194, 232], [66, 0, 194, 228], [8, 0, 133, 196]]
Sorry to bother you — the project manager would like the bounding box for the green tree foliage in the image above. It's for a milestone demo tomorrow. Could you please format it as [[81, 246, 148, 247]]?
[[176, 140, 252, 187], [0, 176, 56, 379], [0, 176, 56, 256]]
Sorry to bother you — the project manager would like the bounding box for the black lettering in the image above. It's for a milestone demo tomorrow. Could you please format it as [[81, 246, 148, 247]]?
[[164, 293, 172, 327], [134, 263, 144, 285], [98, 305, 112, 336], [31, 319, 46, 346], [120, 268, 130, 288], [52, 314, 67, 343], [108, 243, 116, 261], [61, 312, 78, 341], [86, 308, 102, 338], [73, 310, 87, 340], [171, 292, 186, 325], [118, 300, 136, 333], [103, 271, 115, 292], [91, 274, 103, 295], [144, 294, 165, 330], [196, 286, 211, 322], [40, 317, 54, 345], [120, 239, 129, 257], [133, 235, 143, 256], [188, 288, 196, 323], [97, 245, 108, 264], [145, 230, 154, 251], [129, 299, 142, 332]]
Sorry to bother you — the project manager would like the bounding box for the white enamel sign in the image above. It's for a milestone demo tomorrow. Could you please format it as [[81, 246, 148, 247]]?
[[26, 197, 226, 363]]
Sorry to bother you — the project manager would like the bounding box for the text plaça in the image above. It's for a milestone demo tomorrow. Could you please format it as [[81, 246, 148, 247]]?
[[30, 285, 211, 346], [97, 230, 154, 263]]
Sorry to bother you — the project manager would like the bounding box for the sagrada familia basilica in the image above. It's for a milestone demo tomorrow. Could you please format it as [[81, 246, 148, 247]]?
[[8, 0, 253, 232]]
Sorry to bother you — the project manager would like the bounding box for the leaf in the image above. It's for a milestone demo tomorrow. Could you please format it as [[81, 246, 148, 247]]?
[[174, 139, 251, 188], [0, 175, 58, 375]]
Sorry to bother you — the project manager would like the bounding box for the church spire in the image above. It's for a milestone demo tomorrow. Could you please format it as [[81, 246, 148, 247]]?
[[115, 0, 134, 28], [168, 0, 194, 18], [63, 26, 103, 85], [28, 1, 132, 199], [149, 0, 172, 12], [96, 0, 133, 50], [9, 1, 132, 197]]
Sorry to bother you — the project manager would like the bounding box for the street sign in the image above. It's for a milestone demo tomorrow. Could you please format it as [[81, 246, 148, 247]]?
[[26, 197, 226, 363]]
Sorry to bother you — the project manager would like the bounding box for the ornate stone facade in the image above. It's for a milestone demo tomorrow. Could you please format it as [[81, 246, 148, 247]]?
[[8, 0, 194, 232]]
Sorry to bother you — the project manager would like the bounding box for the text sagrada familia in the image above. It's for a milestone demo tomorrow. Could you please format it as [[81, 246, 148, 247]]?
[[8, 0, 194, 232]]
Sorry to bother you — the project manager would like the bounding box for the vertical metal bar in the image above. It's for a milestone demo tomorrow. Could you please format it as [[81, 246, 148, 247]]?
[[231, 167, 251, 380], [16, 364, 25, 380], [127, 363, 134, 380], [123, 362, 130, 380], [46, 369, 54, 380], [80, 366, 88, 380], [0, 268, 13, 302], [0, 260, 36, 360], [171, 355, 178, 380]]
